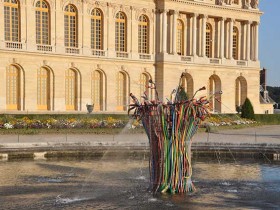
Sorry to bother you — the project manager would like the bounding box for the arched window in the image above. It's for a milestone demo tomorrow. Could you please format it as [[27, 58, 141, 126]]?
[[91, 70, 103, 111], [208, 75, 222, 113], [6, 65, 20, 110], [235, 76, 247, 109], [232, 27, 239, 60], [91, 8, 103, 50], [138, 15, 149, 54], [117, 72, 127, 111], [181, 73, 194, 99], [4, 0, 20, 42], [206, 23, 212, 58], [35, 0, 50, 45], [37, 67, 50, 110], [115, 12, 126, 52], [176, 19, 184, 55], [140, 73, 151, 99], [65, 69, 77, 110], [64, 4, 78, 47]]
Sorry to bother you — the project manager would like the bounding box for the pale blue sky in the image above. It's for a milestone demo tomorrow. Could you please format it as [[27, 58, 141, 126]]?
[[259, 0, 280, 86]]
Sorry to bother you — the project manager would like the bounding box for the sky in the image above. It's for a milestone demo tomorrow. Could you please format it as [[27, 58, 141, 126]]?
[[259, 0, 280, 87]]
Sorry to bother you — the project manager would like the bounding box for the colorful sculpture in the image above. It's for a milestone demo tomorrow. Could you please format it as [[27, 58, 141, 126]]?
[[129, 73, 210, 193]]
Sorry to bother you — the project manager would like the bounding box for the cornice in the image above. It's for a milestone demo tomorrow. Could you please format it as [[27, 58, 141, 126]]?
[[169, 0, 263, 15]]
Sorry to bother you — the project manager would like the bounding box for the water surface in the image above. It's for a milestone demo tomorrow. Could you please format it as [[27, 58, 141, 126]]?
[[1, 156, 280, 209]]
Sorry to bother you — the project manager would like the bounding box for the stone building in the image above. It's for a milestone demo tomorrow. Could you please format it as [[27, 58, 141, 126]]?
[[0, 0, 273, 114]]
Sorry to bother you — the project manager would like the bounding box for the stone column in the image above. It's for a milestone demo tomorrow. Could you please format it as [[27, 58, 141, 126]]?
[[201, 14, 207, 57], [156, 10, 161, 53], [192, 13, 197, 56], [220, 17, 225, 59], [162, 10, 167, 53], [254, 22, 259, 61], [183, 15, 188, 56], [172, 10, 178, 54], [246, 21, 251, 61], [242, 22, 246, 60], [228, 18, 234, 59]]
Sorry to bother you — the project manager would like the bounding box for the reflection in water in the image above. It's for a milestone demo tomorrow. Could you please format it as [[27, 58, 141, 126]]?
[[0, 158, 280, 209], [194, 162, 261, 181]]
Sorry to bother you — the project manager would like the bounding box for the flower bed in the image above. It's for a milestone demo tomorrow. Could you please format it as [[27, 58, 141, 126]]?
[[0, 116, 135, 130], [202, 115, 257, 127]]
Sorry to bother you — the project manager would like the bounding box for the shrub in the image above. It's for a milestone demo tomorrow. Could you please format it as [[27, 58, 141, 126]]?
[[255, 114, 280, 125], [177, 86, 188, 101], [241, 98, 255, 120]]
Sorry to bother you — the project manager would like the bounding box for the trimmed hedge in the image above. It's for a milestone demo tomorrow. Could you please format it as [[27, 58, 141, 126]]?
[[255, 114, 280, 125]]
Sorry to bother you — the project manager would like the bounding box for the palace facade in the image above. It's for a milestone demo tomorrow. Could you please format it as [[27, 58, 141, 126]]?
[[0, 0, 273, 113]]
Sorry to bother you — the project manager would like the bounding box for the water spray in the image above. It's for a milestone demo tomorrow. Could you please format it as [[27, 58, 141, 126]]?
[[128, 76, 210, 194]]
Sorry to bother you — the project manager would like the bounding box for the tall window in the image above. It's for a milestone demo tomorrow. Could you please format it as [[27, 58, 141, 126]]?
[[232, 27, 239, 60], [117, 72, 127, 111], [4, 0, 20, 42], [235, 76, 247, 109], [91, 8, 103, 50], [115, 12, 126, 52], [35, 0, 50, 45], [181, 73, 194, 99], [37, 67, 50, 110], [208, 75, 222, 113], [6, 65, 20, 110], [140, 73, 149, 98], [138, 15, 149, 54], [92, 70, 103, 111], [176, 19, 184, 55], [65, 69, 77, 110], [64, 4, 77, 47], [205, 23, 212, 58]]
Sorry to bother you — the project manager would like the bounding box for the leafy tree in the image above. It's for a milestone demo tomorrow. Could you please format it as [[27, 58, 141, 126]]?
[[177, 86, 188, 102], [241, 98, 255, 120]]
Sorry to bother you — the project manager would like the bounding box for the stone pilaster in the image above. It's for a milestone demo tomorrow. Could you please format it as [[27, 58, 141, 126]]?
[[171, 10, 178, 54], [161, 10, 168, 53], [228, 18, 234, 59], [183, 15, 188, 56], [254, 22, 259, 61], [201, 14, 207, 57], [192, 13, 198, 56], [220, 17, 225, 59], [246, 20, 251, 61]]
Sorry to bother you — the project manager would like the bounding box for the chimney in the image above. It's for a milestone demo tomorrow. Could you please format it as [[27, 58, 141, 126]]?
[[260, 68, 267, 91]]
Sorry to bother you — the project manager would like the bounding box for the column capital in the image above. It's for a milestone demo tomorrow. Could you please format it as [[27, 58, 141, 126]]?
[[200, 14, 208, 19], [155, 9, 161, 14], [159, 9, 168, 14], [169, 10, 179, 15], [245, 20, 252, 25], [190, 13, 198, 18], [219, 17, 226, 21], [227, 18, 235, 22], [254, 21, 260, 26]]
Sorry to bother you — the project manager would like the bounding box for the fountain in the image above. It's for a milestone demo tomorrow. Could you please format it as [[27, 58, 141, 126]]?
[[129, 74, 210, 193]]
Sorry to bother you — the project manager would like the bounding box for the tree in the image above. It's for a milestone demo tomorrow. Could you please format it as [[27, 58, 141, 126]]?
[[241, 98, 255, 120], [177, 86, 188, 102]]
